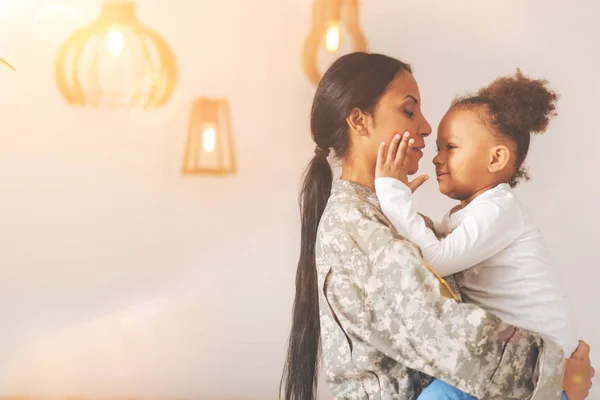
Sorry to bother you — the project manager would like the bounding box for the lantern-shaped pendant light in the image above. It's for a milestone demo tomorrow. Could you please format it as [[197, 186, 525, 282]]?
[[182, 98, 237, 176], [303, 0, 367, 86], [55, 1, 177, 108]]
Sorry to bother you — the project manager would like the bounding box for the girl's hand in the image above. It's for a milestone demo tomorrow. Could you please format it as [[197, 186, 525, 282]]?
[[376, 131, 429, 192]]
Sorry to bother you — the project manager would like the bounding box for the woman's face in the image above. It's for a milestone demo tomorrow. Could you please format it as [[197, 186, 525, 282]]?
[[366, 72, 432, 174]]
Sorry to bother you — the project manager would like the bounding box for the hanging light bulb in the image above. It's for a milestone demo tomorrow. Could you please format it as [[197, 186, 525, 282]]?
[[55, 1, 177, 108], [324, 20, 340, 52], [303, 0, 367, 86], [202, 125, 217, 153], [106, 28, 125, 57], [182, 98, 237, 176]]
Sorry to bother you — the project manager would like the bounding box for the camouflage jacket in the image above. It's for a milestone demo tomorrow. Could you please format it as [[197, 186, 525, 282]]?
[[315, 179, 565, 399]]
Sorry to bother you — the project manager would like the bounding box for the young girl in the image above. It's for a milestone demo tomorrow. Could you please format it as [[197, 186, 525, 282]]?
[[374, 70, 579, 400]]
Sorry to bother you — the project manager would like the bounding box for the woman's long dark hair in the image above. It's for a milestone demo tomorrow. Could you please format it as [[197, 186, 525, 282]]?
[[280, 53, 412, 400]]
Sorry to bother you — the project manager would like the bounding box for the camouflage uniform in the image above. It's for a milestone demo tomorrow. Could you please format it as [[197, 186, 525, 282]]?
[[316, 179, 565, 399]]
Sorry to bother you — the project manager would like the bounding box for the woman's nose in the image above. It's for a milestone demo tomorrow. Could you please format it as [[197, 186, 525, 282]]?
[[420, 114, 432, 138]]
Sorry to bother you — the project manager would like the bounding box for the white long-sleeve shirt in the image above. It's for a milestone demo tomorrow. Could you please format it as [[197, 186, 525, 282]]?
[[374, 177, 578, 356]]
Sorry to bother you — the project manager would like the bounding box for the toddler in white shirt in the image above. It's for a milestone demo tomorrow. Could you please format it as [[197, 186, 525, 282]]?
[[374, 70, 578, 400]]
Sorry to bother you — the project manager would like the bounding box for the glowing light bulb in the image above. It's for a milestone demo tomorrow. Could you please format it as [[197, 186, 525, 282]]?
[[303, 0, 367, 85], [203, 126, 216, 152], [106, 30, 125, 57], [325, 20, 340, 52]]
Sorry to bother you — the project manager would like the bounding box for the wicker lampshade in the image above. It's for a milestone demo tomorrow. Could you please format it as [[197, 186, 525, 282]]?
[[182, 98, 237, 176], [303, 0, 367, 86], [55, 1, 177, 108]]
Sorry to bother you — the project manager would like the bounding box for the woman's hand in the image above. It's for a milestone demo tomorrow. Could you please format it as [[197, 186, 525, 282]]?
[[563, 340, 595, 399], [376, 131, 429, 192]]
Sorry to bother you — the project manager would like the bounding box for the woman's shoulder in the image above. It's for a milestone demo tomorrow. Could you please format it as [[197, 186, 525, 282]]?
[[318, 180, 425, 265], [322, 180, 391, 233], [316, 180, 394, 262]]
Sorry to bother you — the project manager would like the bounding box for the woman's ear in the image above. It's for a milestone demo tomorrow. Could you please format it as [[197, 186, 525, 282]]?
[[346, 107, 370, 137], [488, 145, 511, 173]]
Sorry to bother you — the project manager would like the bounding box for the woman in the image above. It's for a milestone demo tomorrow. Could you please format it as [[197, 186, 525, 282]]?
[[280, 52, 593, 399]]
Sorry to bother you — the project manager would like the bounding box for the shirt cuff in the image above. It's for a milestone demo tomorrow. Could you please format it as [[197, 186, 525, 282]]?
[[486, 330, 565, 400], [374, 177, 412, 199], [530, 336, 566, 400]]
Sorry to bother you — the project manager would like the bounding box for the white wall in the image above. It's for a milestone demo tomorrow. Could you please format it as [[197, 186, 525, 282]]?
[[0, 0, 598, 398]]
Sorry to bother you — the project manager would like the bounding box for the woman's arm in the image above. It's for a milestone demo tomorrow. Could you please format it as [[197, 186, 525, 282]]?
[[375, 177, 523, 277], [331, 203, 564, 399]]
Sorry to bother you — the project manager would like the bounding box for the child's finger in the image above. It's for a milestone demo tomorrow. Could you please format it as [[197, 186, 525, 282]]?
[[402, 139, 415, 167], [395, 132, 411, 165], [387, 133, 402, 162]]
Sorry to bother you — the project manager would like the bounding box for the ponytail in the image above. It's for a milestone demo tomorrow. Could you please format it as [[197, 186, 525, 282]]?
[[280, 153, 332, 400]]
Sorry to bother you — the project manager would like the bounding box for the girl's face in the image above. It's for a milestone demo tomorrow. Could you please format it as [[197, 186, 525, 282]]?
[[366, 72, 432, 175], [433, 108, 512, 201]]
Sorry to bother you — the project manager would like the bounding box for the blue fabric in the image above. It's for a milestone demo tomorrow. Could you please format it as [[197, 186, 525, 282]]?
[[419, 378, 569, 400], [418, 379, 477, 400]]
